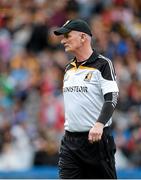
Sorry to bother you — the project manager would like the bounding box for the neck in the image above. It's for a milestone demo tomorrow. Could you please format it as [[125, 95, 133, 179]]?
[[75, 46, 93, 62]]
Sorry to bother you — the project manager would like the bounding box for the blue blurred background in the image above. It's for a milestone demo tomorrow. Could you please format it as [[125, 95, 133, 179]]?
[[0, 0, 141, 178]]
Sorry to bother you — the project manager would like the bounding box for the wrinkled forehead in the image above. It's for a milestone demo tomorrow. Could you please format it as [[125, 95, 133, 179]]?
[[64, 30, 84, 37]]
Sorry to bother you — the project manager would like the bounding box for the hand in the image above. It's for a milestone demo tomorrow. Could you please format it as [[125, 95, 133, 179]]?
[[88, 122, 104, 143]]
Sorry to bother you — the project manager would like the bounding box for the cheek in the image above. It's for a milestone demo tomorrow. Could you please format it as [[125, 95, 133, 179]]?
[[71, 39, 81, 48]]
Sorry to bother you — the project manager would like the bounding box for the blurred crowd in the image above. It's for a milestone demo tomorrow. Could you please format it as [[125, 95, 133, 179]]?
[[0, 0, 141, 171]]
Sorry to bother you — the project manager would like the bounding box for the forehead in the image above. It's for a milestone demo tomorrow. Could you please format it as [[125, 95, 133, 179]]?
[[65, 30, 82, 37]]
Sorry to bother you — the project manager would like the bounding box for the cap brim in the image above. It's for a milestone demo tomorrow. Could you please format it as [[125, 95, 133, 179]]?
[[54, 27, 71, 35]]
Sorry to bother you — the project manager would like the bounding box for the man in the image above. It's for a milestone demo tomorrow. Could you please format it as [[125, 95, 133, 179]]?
[[54, 19, 119, 179]]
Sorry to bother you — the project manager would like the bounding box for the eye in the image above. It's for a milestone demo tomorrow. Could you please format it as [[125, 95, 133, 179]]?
[[64, 33, 69, 38]]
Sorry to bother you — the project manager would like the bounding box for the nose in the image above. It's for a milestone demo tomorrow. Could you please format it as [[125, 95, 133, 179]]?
[[61, 38, 66, 44]]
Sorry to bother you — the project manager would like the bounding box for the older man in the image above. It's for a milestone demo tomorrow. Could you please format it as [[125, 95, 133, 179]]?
[[54, 19, 119, 179]]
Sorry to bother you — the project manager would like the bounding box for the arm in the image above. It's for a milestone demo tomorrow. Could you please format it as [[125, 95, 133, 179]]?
[[97, 92, 119, 125], [88, 92, 119, 143]]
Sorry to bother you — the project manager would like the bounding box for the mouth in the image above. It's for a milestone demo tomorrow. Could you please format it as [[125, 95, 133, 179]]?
[[64, 44, 69, 48]]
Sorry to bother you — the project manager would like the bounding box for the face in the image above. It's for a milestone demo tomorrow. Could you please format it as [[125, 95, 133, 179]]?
[[61, 31, 84, 53]]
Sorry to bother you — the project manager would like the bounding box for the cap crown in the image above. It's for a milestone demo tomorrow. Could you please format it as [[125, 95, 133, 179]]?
[[54, 19, 92, 36], [63, 19, 92, 36]]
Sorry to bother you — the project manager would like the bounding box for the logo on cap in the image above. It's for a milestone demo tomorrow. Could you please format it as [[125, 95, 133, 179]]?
[[63, 20, 70, 27]]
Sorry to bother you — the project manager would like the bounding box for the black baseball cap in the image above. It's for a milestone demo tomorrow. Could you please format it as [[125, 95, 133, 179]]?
[[54, 19, 92, 37]]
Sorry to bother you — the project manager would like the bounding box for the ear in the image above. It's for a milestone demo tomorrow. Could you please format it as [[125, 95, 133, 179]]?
[[81, 33, 86, 42], [81, 38, 85, 42]]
